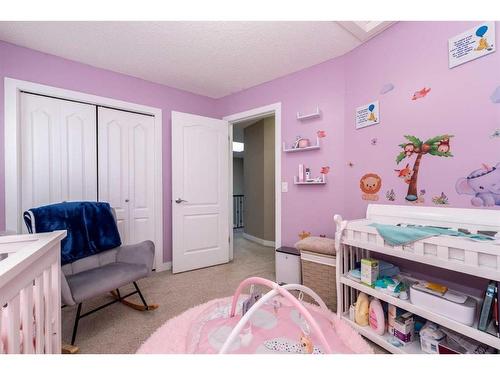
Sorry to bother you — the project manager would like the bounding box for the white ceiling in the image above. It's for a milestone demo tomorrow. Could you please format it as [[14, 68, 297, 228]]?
[[0, 21, 393, 98]]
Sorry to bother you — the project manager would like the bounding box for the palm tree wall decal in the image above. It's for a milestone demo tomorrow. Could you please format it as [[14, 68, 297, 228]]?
[[396, 134, 453, 201]]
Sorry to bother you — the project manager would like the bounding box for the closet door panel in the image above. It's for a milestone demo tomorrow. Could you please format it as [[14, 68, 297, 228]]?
[[21, 95, 61, 214], [30, 106, 58, 206], [98, 108, 155, 247], [128, 116, 155, 245], [98, 109, 130, 244], [60, 101, 97, 202], [20, 94, 97, 232]]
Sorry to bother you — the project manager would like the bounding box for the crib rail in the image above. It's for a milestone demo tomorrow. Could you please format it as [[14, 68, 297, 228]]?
[[0, 231, 66, 354]]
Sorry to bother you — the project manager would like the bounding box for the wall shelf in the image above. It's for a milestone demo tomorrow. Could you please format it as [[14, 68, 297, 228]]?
[[283, 136, 320, 153], [293, 175, 326, 185], [296, 106, 321, 121]]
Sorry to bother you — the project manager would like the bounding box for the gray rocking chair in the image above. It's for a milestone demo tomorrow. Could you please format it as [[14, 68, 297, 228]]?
[[24, 208, 158, 346]]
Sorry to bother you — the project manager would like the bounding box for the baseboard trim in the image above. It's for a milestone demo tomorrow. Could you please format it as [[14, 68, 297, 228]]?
[[242, 232, 275, 248], [155, 261, 172, 272]]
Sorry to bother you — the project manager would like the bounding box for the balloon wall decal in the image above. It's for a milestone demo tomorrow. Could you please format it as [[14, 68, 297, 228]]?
[[476, 25, 488, 37], [368, 104, 375, 112]]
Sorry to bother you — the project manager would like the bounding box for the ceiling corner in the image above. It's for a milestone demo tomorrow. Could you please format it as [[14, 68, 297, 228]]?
[[336, 21, 396, 42]]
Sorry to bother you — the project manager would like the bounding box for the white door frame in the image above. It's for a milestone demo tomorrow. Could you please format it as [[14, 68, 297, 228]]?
[[223, 103, 282, 259], [4, 77, 167, 271]]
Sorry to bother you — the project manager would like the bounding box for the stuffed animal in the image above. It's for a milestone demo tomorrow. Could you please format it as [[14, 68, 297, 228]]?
[[354, 293, 370, 326], [299, 334, 314, 354], [298, 230, 311, 240]]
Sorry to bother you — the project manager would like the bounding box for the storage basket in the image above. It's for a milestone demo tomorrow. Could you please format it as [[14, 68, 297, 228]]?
[[300, 250, 337, 311]]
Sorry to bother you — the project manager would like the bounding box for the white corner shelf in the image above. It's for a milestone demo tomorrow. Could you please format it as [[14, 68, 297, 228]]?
[[293, 175, 326, 185], [283, 136, 320, 153], [296, 106, 321, 121], [341, 313, 423, 354]]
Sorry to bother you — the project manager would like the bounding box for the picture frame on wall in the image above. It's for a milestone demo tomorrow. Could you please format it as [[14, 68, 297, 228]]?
[[355, 101, 380, 130]]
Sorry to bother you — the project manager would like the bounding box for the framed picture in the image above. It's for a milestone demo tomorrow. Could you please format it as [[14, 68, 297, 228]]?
[[356, 101, 380, 130]]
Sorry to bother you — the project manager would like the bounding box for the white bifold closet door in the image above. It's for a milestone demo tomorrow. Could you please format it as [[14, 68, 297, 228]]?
[[97, 108, 155, 246], [20, 93, 97, 230]]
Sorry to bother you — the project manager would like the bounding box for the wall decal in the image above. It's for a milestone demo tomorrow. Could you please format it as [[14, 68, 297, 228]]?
[[411, 189, 426, 204], [380, 83, 394, 95], [355, 101, 380, 129], [298, 231, 311, 240], [412, 87, 431, 101], [320, 166, 330, 175], [360, 173, 382, 201], [456, 162, 500, 207], [449, 22, 496, 68], [491, 87, 500, 103], [396, 134, 454, 202], [490, 129, 500, 138], [394, 163, 414, 184], [371, 138, 378, 146], [385, 189, 396, 201], [432, 192, 449, 205], [317, 130, 326, 138]]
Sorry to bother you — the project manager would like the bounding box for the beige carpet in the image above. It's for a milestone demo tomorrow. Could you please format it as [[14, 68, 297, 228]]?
[[61, 232, 275, 354], [62, 233, 386, 354]]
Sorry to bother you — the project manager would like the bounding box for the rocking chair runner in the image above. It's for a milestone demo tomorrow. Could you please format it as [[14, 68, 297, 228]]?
[[24, 203, 158, 347]]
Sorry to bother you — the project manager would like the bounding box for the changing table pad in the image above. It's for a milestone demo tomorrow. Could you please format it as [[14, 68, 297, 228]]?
[[369, 223, 494, 246]]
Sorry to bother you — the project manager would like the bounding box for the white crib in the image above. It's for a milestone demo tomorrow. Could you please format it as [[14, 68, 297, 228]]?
[[0, 230, 66, 354]]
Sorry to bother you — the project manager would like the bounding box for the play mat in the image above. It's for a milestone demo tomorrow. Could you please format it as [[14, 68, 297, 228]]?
[[137, 277, 373, 354]]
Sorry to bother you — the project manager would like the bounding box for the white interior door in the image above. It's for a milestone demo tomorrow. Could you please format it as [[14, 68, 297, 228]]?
[[172, 111, 229, 273], [20, 93, 97, 231], [98, 108, 155, 246]]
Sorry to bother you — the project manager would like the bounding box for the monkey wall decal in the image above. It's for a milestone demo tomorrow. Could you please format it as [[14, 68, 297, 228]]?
[[403, 143, 415, 157], [437, 137, 450, 153], [394, 163, 414, 184]]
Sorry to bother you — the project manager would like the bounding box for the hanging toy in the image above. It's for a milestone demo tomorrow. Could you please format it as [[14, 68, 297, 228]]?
[[296, 291, 314, 354], [272, 299, 281, 315], [298, 317, 314, 354], [239, 324, 253, 347], [300, 334, 314, 354]]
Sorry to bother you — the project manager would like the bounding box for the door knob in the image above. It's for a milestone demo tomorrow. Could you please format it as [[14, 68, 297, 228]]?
[[125, 199, 129, 203], [175, 198, 187, 204]]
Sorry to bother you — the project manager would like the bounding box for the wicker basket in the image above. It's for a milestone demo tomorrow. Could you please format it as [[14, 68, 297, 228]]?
[[300, 250, 337, 312]]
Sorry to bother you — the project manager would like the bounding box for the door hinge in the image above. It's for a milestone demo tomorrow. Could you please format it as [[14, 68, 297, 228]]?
[[228, 236, 231, 243]]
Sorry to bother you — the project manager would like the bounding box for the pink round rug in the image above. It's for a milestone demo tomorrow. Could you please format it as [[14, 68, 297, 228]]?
[[137, 296, 374, 354]]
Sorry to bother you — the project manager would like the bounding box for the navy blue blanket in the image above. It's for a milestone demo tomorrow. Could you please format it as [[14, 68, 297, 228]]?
[[24, 202, 121, 265]]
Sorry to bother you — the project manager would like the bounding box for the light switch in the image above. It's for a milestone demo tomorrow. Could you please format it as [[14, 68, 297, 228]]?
[[281, 182, 288, 193]]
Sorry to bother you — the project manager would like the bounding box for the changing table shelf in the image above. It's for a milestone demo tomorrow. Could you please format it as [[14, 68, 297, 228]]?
[[341, 313, 423, 354], [335, 204, 500, 354], [339, 274, 500, 350]]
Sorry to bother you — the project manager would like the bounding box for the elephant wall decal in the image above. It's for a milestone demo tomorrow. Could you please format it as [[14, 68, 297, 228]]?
[[456, 163, 500, 207]]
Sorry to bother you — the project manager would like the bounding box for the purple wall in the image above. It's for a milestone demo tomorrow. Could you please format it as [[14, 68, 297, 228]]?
[[0, 40, 218, 263], [217, 57, 347, 246], [218, 21, 500, 249], [1, 21, 499, 264], [343, 21, 500, 219]]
